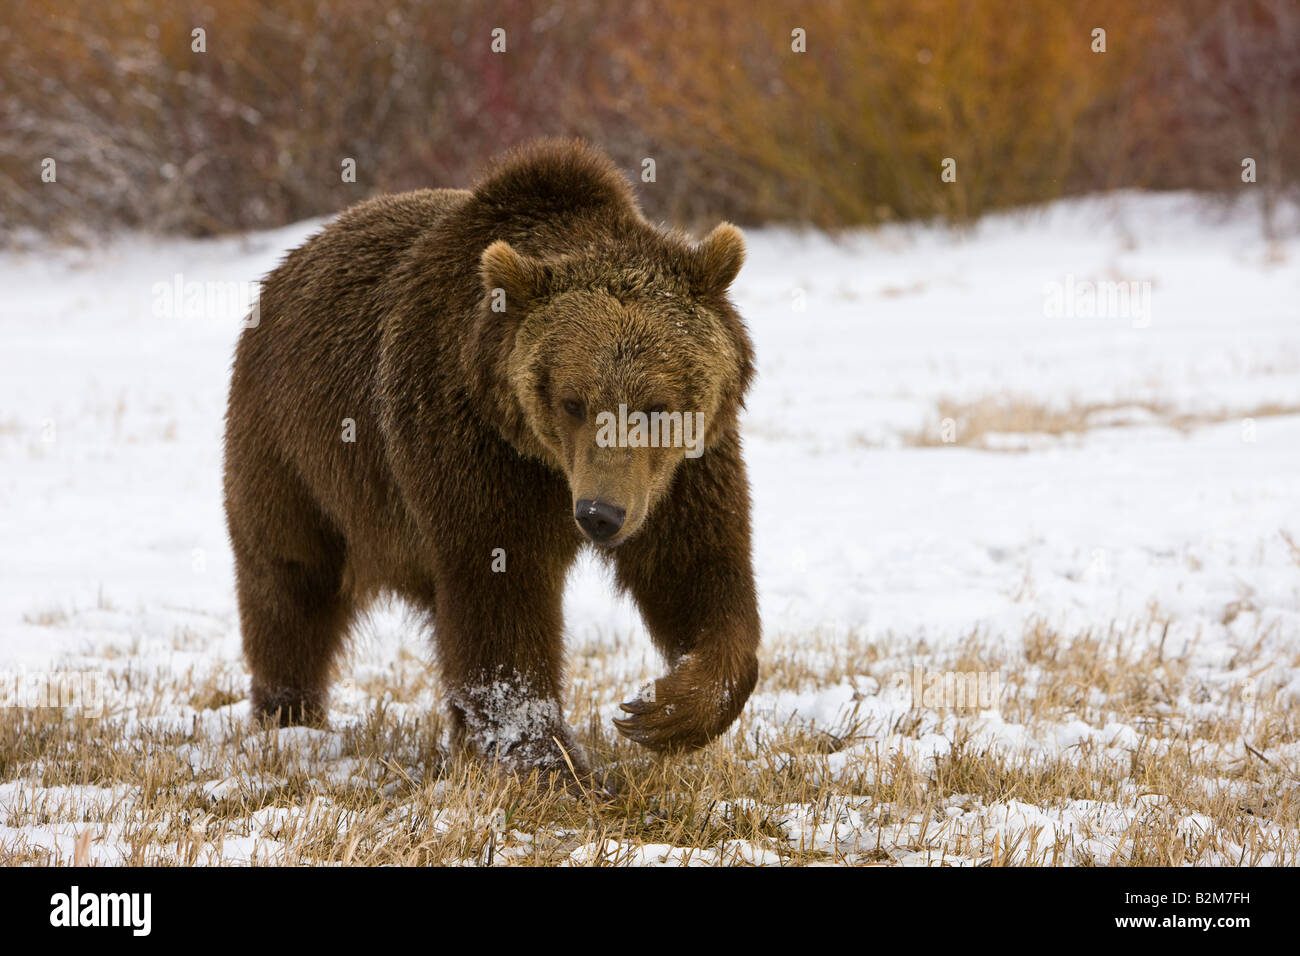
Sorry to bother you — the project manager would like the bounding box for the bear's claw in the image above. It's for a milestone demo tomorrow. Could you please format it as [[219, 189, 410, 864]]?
[[613, 701, 711, 752], [612, 654, 753, 752]]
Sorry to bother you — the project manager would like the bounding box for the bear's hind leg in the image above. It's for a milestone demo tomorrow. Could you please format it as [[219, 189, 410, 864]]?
[[228, 468, 352, 726], [235, 550, 352, 725]]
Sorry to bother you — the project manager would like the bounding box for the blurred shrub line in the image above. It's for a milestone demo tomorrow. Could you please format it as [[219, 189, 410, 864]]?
[[2, 0, 1296, 241]]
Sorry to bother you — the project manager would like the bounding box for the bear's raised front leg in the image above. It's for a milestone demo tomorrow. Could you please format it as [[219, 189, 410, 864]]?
[[430, 548, 587, 781], [609, 432, 760, 751]]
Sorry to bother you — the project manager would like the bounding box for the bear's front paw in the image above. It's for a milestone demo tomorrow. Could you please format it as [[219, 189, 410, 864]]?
[[613, 650, 758, 752], [450, 692, 591, 785]]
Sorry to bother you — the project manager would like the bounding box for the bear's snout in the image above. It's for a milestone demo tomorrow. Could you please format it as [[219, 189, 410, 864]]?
[[575, 498, 626, 544]]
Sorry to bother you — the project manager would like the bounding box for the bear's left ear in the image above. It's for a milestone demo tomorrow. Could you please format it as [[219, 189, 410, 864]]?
[[690, 222, 746, 296], [480, 240, 551, 315]]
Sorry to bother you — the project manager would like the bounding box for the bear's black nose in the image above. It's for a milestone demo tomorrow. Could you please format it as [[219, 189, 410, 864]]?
[[575, 499, 625, 542]]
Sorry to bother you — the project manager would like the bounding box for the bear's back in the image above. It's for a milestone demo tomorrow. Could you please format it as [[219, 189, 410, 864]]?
[[235, 187, 471, 410], [227, 188, 474, 554]]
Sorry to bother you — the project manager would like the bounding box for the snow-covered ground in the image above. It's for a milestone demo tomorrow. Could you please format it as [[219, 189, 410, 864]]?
[[2, 192, 1297, 865]]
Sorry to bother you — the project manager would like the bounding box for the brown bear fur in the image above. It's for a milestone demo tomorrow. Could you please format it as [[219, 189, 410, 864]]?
[[223, 139, 760, 778]]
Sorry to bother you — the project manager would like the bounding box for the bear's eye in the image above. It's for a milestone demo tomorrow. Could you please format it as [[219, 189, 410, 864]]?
[[562, 398, 586, 421]]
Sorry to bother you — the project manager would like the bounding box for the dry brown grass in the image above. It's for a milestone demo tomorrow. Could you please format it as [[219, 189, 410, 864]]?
[[903, 396, 1300, 450], [1, 611, 1295, 866]]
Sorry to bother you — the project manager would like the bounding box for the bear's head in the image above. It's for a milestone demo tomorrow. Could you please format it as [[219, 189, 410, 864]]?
[[476, 223, 753, 548]]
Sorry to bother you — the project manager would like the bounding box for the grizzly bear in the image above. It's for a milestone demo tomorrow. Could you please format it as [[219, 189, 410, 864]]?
[[223, 139, 759, 779]]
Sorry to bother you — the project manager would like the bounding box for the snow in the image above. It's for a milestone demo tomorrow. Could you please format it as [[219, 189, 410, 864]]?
[[1, 191, 1297, 864]]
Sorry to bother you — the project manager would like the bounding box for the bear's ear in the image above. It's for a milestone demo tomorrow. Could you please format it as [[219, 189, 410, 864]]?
[[690, 222, 746, 296], [480, 240, 550, 315]]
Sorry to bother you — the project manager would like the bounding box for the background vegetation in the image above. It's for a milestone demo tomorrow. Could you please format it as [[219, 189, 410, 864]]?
[[2, 0, 1297, 240]]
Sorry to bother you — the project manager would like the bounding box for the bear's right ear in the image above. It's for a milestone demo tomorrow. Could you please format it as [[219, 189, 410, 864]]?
[[480, 240, 550, 315], [690, 222, 746, 297]]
